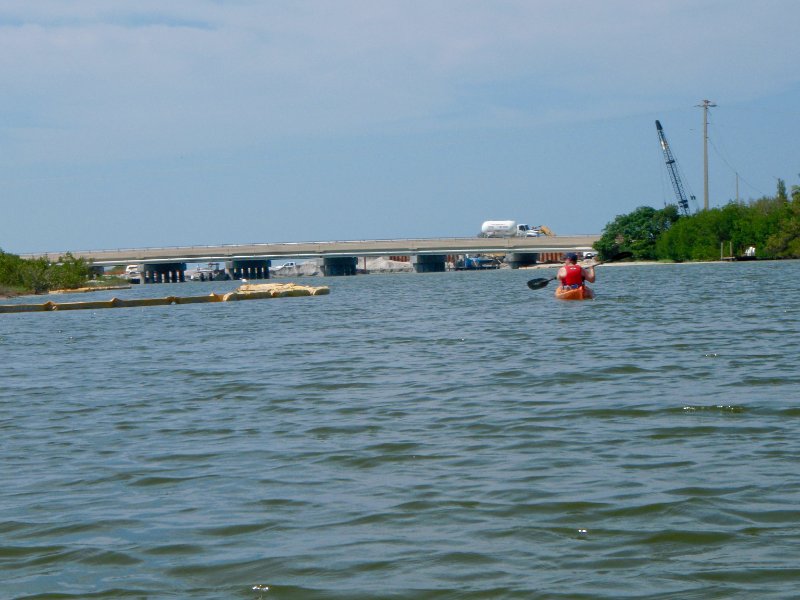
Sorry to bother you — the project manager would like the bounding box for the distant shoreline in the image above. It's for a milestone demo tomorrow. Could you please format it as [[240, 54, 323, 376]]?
[[0, 284, 130, 300], [521, 260, 691, 270], [520, 258, 782, 272]]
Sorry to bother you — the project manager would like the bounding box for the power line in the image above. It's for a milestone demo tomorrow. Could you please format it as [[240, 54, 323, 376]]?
[[706, 137, 765, 198], [706, 110, 767, 198]]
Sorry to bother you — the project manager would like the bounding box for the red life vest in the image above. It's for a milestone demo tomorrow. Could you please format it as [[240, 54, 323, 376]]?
[[562, 264, 584, 286]]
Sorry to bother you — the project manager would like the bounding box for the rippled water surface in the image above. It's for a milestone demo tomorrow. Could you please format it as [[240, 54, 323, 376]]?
[[2, 261, 800, 599]]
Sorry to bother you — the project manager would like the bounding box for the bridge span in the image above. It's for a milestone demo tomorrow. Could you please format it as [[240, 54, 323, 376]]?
[[28, 235, 600, 281]]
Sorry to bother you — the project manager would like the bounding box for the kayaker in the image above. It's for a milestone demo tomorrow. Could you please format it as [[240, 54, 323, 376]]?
[[557, 252, 595, 290]]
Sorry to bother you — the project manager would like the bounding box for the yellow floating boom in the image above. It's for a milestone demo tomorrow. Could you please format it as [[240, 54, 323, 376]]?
[[0, 283, 329, 314]]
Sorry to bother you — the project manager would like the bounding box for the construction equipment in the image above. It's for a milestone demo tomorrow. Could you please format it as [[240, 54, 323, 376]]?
[[655, 120, 696, 216]]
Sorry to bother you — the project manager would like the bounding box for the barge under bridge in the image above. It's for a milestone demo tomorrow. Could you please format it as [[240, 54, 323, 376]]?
[[25, 235, 599, 281]]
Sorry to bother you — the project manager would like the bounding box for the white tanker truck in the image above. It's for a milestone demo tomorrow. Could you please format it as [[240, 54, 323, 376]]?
[[479, 220, 542, 238]]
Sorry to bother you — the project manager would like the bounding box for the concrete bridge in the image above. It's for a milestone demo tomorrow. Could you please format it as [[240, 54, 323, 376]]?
[[27, 235, 600, 282]]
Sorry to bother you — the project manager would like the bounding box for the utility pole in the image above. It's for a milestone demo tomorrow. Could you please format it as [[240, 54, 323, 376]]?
[[697, 99, 716, 210]]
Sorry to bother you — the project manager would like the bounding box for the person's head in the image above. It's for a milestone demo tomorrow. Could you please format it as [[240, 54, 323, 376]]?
[[565, 252, 578, 264]]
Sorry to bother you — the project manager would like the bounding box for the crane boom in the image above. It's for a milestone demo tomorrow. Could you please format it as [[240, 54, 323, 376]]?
[[655, 120, 695, 216]]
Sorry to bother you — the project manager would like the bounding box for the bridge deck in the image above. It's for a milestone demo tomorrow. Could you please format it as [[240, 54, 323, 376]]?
[[26, 235, 600, 265]]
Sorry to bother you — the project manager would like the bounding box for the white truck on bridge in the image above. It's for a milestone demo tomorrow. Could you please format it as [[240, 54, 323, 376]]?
[[480, 220, 541, 238]]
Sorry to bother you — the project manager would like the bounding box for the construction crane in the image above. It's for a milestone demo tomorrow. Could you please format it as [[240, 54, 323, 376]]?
[[655, 120, 696, 216]]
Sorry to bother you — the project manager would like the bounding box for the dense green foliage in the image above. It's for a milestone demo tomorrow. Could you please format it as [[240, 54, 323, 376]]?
[[593, 204, 680, 260], [0, 249, 92, 294], [595, 176, 800, 262]]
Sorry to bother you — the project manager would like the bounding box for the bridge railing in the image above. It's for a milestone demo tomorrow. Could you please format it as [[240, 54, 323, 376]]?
[[20, 235, 600, 264]]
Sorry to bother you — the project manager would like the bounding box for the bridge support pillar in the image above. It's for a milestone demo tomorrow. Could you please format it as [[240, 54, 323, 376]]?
[[322, 257, 357, 276], [505, 252, 538, 269], [141, 262, 187, 284], [412, 254, 447, 273], [225, 259, 271, 280]]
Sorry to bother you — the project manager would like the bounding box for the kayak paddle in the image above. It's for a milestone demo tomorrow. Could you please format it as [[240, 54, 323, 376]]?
[[526, 251, 633, 290]]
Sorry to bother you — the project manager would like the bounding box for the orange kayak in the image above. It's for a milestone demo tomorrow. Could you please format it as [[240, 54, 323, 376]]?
[[554, 285, 594, 300]]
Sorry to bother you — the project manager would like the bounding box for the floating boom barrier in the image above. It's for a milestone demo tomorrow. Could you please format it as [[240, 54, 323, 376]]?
[[0, 283, 329, 314]]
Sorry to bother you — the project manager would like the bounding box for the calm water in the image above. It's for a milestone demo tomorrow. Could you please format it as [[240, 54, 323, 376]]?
[[2, 261, 800, 599]]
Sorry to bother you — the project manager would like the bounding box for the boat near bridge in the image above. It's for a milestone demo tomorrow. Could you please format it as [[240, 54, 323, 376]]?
[[187, 262, 229, 282]]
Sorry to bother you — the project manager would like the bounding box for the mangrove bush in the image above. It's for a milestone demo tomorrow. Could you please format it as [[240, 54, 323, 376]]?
[[594, 175, 800, 261], [0, 249, 92, 294]]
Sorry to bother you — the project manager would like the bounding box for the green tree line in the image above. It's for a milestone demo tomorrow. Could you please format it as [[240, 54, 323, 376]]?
[[0, 250, 92, 295], [594, 176, 800, 261]]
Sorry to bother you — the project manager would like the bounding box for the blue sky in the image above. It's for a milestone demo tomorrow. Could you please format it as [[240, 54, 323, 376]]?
[[2, 0, 799, 254]]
